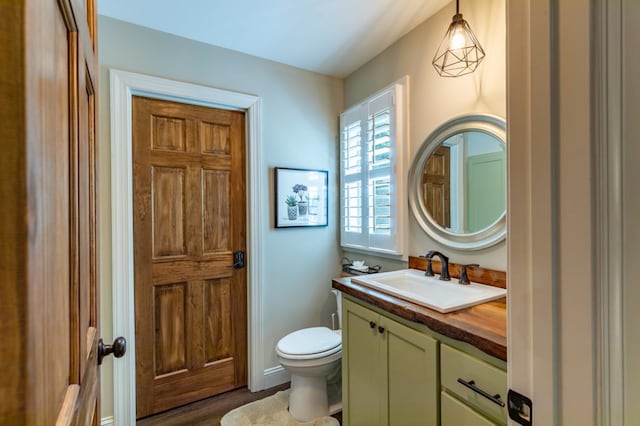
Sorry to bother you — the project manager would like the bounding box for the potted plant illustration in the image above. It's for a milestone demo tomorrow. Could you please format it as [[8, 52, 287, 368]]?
[[292, 184, 308, 216], [285, 194, 299, 220]]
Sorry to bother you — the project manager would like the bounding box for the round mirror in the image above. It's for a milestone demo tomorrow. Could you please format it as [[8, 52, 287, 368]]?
[[408, 114, 506, 250]]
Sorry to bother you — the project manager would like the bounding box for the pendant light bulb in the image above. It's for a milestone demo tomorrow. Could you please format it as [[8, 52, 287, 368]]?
[[450, 26, 466, 50]]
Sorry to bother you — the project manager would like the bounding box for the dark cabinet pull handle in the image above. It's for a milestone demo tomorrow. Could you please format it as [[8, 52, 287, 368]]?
[[457, 378, 505, 407], [378, 326, 385, 334], [369, 321, 376, 329], [98, 337, 127, 365]]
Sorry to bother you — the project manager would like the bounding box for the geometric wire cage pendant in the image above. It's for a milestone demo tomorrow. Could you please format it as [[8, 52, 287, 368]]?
[[432, 0, 485, 77]]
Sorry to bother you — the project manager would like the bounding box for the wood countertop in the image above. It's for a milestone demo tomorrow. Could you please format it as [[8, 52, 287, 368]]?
[[332, 276, 507, 361]]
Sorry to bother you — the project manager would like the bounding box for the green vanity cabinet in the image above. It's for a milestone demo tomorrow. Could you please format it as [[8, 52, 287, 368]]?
[[341, 295, 508, 425], [342, 297, 439, 426]]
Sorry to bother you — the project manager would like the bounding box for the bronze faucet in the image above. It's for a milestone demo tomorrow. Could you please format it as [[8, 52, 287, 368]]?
[[424, 250, 450, 281]]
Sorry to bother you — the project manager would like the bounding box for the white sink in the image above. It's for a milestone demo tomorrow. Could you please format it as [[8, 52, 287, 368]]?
[[351, 268, 506, 313]]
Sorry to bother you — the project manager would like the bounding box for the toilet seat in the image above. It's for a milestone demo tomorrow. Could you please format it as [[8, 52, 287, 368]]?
[[276, 327, 342, 360]]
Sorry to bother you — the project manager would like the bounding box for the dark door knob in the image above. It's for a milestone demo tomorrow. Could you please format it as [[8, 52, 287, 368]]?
[[98, 337, 126, 365]]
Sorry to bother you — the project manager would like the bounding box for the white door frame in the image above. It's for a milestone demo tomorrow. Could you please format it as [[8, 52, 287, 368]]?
[[595, 0, 624, 423], [508, 1, 621, 424], [506, 0, 557, 421], [109, 69, 265, 425]]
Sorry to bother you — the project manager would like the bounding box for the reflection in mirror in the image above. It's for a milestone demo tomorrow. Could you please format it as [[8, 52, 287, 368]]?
[[422, 131, 505, 234], [409, 114, 506, 251]]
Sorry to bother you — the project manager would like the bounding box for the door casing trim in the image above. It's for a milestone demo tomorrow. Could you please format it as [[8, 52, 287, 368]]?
[[109, 68, 264, 424], [595, 0, 624, 423]]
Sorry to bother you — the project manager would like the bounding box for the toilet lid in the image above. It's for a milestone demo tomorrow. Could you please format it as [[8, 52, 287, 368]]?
[[277, 327, 341, 356]]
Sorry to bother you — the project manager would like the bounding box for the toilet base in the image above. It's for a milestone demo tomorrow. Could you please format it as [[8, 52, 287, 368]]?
[[288, 374, 329, 422], [287, 372, 343, 421]]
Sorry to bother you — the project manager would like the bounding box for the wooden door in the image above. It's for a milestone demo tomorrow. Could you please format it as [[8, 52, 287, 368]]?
[[1, 0, 106, 424], [132, 96, 247, 417], [422, 146, 451, 228]]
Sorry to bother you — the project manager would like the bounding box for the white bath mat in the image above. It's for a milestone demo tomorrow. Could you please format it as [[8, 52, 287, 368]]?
[[220, 390, 339, 426]]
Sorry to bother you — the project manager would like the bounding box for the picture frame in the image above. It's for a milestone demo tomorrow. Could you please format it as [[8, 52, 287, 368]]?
[[275, 167, 328, 228]]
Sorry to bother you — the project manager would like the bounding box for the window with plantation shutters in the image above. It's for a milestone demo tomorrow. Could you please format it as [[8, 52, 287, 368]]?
[[340, 78, 408, 255]]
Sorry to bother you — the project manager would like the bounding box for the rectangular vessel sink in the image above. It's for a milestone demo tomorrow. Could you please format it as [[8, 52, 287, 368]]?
[[351, 269, 506, 313]]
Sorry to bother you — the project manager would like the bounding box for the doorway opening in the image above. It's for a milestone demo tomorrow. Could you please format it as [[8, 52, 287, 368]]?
[[109, 69, 264, 424]]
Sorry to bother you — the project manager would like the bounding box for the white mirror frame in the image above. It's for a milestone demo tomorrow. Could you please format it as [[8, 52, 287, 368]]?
[[408, 113, 507, 250]]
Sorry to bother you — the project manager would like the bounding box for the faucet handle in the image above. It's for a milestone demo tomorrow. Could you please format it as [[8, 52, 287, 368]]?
[[459, 264, 480, 285]]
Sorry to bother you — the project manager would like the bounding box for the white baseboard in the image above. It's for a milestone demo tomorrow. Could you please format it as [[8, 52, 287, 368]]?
[[100, 416, 114, 426], [263, 365, 290, 390]]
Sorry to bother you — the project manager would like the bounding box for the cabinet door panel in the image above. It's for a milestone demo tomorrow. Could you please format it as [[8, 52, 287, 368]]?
[[441, 391, 498, 426], [441, 344, 507, 423], [343, 299, 382, 426], [384, 316, 439, 426]]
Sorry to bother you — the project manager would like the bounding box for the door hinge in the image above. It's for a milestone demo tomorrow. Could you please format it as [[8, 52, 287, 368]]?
[[507, 389, 532, 425]]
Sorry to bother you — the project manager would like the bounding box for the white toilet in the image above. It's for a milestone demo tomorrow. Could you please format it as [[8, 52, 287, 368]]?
[[276, 289, 342, 422]]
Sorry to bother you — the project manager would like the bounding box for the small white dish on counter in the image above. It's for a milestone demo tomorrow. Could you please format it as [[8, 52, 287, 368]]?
[[350, 265, 369, 272]]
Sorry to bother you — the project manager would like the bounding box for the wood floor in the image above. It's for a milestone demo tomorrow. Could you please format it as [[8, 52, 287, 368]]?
[[136, 383, 342, 425]]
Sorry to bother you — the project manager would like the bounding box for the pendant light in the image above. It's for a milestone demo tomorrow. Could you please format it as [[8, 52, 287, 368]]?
[[432, 0, 485, 77]]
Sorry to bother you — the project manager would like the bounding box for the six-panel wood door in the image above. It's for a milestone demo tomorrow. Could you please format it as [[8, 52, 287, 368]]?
[[132, 96, 247, 417], [0, 0, 102, 424], [422, 145, 451, 228]]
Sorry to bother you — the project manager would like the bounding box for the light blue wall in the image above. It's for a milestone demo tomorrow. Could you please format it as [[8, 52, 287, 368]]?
[[343, 0, 506, 271], [97, 16, 343, 418]]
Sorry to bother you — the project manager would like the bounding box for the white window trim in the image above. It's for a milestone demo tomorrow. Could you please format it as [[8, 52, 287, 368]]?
[[339, 76, 409, 258]]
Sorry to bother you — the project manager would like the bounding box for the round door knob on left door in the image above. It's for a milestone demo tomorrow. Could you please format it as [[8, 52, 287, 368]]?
[[98, 337, 126, 365]]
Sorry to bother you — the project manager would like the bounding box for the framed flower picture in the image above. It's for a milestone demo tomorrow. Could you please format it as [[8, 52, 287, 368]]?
[[275, 167, 328, 228]]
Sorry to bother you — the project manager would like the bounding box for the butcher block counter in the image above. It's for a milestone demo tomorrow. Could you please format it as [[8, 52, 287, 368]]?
[[332, 256, 507, 361]]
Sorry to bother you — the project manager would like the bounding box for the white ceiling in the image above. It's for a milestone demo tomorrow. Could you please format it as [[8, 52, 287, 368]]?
[[97, 0, 450, 78]]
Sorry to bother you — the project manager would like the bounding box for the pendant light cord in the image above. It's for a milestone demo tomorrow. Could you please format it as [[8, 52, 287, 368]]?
[[456, 0, 460, 14]]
